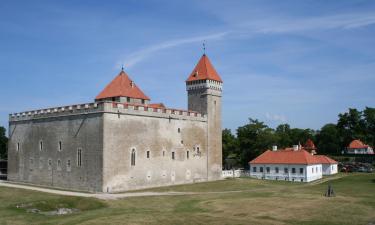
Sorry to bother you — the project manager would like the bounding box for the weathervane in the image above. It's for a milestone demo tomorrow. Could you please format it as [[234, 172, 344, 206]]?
[[203, 40, 206, 55]]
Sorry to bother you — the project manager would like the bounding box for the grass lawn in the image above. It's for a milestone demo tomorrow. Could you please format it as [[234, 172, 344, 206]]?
[[0, 173, 374, 225]]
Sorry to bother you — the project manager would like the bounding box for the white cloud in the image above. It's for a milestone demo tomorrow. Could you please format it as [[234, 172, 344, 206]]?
[[117, 32, 229, 68], [242, 13, 375, 34], [265, 112, 287, 123]]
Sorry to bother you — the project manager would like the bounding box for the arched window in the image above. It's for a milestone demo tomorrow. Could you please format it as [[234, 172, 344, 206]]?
[[131, 149, 136, 166]]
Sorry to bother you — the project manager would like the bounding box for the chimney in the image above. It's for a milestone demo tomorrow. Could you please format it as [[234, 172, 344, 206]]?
[[293, 145, 299, 151], [272, 145, 278, 151]]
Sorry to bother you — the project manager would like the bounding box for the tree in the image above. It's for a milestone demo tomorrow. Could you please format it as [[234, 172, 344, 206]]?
[[237, 118, 277, 168], [0, 127, 7, 159], [315, 124, 340, 155], [363, 107, 375, 147], [275, 124, 292, 148], [337, 108, 366, 148], [222, 129, 240, 168]]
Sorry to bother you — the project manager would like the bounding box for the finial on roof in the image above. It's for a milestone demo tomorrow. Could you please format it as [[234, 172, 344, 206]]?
[[203, 40, 206, 55], [121, 64, 124, 71]]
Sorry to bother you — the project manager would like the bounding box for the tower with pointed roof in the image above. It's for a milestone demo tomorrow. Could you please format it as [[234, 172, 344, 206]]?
[[186, 54, 223, 180]]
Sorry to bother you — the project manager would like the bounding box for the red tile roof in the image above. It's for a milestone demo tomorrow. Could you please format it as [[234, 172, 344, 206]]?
[[304, 139, 316, 149], [314, 155, 338, 164], [148, 103, 166, 108], [186, 54, 223, 82], [249, 149, 322, 165], [348, 139, 368, 149], [96, 70, 150, 100]]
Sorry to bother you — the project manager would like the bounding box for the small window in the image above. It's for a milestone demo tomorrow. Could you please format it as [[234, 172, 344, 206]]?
[[275, 167, 279, 173], [57, 159, 61, 170], [17, 142, 20, 152], [127, 97, 130, 103], [172, 152, 175, 160], [131, 149, 136, 166], [266, 167, 270, 173], [196, 146, 200, 153], [181, 140, 184, 144], [48, 159, 52, 170], [253, 167, 257, 172], [300, 168, 304, 174], [58, 141, 62, 151], [186, 151, 189, 159], [77, 148, 82, 167], [67, 159, 71, 172], [301, 179, 304, 182], [284, 168, 288, 174], [40, 141, 43, 151], [260, 167, 264, 173], [292, 168, 296, 174], [141, 99, 145, 104], [178, 128, 181, 133], [163, 151, 165, 157], [312, 167, 314, 173], [146, 151, 150, 159]]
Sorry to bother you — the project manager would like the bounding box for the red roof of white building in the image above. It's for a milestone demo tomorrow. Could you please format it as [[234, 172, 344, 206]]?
[[314, 155, 338, 164], [348, 139, 369, 149], [186, 54, 223, 82], [96, 70, 150, 100], [249, 149, 337, 165], [249, 149, 321, 165]]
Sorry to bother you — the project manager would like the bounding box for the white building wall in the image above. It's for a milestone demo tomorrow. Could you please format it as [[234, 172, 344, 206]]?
[[322, 164, 338, 175], [249, 163, 323, 182]]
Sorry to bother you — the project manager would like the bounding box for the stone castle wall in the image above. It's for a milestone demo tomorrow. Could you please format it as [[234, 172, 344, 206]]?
[[8, 102, 209, 192]]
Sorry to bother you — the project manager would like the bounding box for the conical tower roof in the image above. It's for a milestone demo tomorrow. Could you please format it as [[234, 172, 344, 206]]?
[[186, 54, 222, 82], [96, 70, 150, 100]]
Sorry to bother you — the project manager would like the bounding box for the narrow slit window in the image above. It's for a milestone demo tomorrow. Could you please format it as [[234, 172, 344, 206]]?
[[172, 152, 175, 160], [40, 141, 43, 151], [146, 151, 150, 159], [77, 148, 82, 167], [186, 151, 189, 159], [17, 142, 20, 152], [58, 141, 62, 151], [131, 149, 136, 166]]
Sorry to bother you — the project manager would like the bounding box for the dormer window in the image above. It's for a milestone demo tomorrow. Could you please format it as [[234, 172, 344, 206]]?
[[193, 71, 198, 77], [130, 81, 134, 87]]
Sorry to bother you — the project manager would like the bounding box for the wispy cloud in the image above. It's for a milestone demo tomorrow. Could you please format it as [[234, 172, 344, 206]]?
[[265, 112, 287, 123], [118, 32, 229, 68], [243, 13, 375, 34]]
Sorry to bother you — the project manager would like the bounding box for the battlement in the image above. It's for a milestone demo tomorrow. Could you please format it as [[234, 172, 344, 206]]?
[[186, 79, 222, 91], [9, 102, 206, 122]]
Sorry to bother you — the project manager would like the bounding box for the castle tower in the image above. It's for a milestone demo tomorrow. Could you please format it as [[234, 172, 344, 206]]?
[[186, 54, 223, 180]]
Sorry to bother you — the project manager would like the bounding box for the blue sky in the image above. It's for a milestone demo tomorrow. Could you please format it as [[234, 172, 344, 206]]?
[[1, 0, 375, 134]]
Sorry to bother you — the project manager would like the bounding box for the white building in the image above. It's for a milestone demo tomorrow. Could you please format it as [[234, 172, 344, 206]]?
[[249, 146, 337, 182], [345, 139, 374, 155]]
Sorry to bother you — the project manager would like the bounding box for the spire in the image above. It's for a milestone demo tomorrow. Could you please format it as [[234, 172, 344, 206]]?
[[186, 54, 222, 82], [95, 70, 150, 101]]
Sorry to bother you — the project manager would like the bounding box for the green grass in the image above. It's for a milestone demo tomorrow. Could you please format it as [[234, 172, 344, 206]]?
[[0, 173, 374, 225]]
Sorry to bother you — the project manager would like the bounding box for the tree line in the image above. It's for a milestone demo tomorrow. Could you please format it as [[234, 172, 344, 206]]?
[[223, 107, 375, 169]]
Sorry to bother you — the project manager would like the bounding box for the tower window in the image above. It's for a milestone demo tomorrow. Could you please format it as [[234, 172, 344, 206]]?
[[186, 151, 189, 159], [58, 141, 62, 151], [181, 140, 183, 144], [67, 159, 71, 172], [131, 149, 136, 166], [57, 159, 61, 170], [163, 151, 165, 157], [17, 142, 20, 152], [178, 128, 180, 133], [77, 148, 82, 167], [146, 151, 150, 159], [172, 152, 175, 160], [40, 141, 43, 151]]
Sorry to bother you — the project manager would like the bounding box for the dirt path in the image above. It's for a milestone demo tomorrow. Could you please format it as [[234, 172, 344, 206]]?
[[0, 181, 195, 200]]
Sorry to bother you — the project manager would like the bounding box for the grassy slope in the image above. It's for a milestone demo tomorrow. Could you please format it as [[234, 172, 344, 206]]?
[[0, 173, 374, 225]]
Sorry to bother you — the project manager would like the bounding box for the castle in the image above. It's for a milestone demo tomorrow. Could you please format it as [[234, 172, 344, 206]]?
[[7, 54, 223, 192]]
